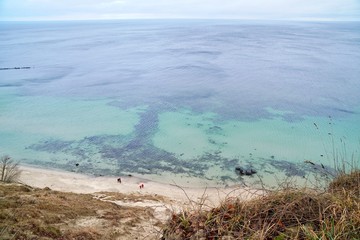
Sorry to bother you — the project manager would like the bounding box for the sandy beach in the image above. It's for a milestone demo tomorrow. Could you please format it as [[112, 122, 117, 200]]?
[[18, 165, 259, 207], [0, 165, 262, 239]]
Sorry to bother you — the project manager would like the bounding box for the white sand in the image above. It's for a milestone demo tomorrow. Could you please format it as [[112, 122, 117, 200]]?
[[18, 165, 260, 206]]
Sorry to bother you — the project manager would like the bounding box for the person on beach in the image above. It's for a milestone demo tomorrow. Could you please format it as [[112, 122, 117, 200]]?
[[117, 177, 121, 183]]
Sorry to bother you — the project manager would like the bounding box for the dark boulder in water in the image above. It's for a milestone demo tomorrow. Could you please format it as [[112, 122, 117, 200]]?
[[235, 167, 256, 176], [245, 170, 253, 175], [235, 167, 244, 175]]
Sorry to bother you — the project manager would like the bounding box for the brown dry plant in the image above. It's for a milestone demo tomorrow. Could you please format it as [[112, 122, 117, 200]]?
[[0, 183, 165, 239], [162, 170, 360, 239], [0, 155, 21, 183]]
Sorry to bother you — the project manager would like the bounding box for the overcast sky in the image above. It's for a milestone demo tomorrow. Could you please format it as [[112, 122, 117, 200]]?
[[1, 0, 359, 21]]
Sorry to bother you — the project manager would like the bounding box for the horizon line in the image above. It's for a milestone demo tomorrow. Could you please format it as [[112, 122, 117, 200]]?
[[1, 17, 360, 23]]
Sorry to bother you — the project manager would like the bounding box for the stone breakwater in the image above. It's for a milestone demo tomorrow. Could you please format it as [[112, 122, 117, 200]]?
[[0, 67, 31, 70]]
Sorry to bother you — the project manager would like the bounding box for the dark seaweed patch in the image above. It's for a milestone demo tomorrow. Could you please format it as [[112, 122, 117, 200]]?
[[25, 106, 334, 186], [133, 107, 160, 138], [28, 139, 74, 153], [25, 135, 333, 185], [269, 160, 306, 177], [206, 125, 224, 135]]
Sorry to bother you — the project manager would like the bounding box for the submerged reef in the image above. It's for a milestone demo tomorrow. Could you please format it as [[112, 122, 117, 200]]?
[[26, 107, 333, 186], [28, 133, 330, 187]]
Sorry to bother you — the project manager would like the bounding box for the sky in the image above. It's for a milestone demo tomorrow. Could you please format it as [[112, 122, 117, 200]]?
[[0, 0, 359, 21]]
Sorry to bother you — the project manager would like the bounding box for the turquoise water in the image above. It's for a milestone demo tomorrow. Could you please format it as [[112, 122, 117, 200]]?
[[0, 20, 359, 188]]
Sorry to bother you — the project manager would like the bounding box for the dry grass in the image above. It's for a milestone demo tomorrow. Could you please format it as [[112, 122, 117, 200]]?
[[96, 191, 169, 203], [162, 170, 360, 240], [329, 170, 360, 198], [1, 171, 358, 239], [0, 183, 165, 239], [0, 155, 21, 183]]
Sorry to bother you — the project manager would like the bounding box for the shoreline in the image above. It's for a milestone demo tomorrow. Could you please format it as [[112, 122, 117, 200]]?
[[18, 164, 261, 206]]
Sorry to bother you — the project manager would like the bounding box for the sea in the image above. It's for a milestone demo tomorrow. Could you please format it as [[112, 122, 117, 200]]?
[[0, 20, 359, 188]]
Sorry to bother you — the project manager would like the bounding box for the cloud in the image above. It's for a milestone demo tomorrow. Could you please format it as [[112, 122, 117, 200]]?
[[1, 0, 359, 21]]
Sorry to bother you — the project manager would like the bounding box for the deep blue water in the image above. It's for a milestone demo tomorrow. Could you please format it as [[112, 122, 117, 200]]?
[[1, 20, 359, 187]]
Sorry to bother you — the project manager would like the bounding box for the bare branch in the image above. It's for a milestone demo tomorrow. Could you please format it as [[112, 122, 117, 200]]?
[[0, 155, 21, 183]]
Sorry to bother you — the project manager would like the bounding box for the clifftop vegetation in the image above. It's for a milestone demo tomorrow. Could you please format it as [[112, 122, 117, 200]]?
[[162, 170, 360, 239], [0, 183, 168, 239]]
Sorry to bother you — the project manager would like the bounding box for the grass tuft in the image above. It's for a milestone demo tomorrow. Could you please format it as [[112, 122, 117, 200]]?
[[162, 170, 360, 239], [329, 170, 360, 198]]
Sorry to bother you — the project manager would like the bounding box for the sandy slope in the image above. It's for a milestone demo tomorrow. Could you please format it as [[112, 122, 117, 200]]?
[[15, 165, 263, 239]]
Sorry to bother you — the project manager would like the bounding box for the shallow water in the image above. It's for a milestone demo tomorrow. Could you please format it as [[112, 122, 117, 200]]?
[[0, 20, 359, 188]]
